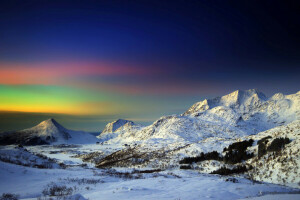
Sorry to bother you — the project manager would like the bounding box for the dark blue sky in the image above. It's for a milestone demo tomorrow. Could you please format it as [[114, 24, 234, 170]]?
[[1, 1, 300, 66], [0, 0, 299, 131]]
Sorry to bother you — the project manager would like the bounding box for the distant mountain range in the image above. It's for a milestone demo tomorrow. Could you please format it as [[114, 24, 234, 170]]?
[[97, 89, 300, 143], [1, 89, 299, 145]]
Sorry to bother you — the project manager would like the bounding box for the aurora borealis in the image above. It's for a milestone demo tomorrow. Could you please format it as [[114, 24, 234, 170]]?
[[1, 1, 300, 132]]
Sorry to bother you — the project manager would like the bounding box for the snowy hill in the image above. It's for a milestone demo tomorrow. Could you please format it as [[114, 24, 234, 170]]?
[[105, 89, 300, 143], [0, 118, 98, 145]]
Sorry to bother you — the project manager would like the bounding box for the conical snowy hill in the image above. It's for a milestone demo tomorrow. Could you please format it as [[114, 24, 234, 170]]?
[[0, 118, 98, 145], [24, 118, 71, 141]]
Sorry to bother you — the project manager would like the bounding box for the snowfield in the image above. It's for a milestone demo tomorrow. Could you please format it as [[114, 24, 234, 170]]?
[[0, 154, 299, 200], [0, 89, 300, 199]]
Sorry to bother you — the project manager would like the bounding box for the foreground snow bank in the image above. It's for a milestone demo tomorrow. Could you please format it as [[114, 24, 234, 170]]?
[[1, 160, 299, 200], [239, 194, 300, 200]]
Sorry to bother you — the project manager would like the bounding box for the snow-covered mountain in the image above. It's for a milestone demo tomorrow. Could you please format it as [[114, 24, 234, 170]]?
[[183, 89, 267, 116], [183, 89, 299, 124], [104, 89, 300, 143], [98, 119, 143, 141], [25, 118, 71, 142], [101, 119, 136, 133], [0, 118, 98, 145]]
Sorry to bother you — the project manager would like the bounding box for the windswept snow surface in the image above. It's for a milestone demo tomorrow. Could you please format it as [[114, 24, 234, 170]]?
[[0, 159, 299, 200], [239, 194, 300, 200]]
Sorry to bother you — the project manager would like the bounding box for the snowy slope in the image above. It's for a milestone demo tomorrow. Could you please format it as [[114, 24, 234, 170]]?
[[106, 89, 300, 143], [0, 119, 98, 145], [245, 120, 300, 188]]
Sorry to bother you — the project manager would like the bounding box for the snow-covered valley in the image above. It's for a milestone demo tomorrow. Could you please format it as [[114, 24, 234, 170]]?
[[0, 89, 300, 200]]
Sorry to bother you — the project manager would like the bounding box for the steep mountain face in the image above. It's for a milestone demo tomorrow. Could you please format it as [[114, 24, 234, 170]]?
[[98, 119, 142, 141], [0, 119, 97, 145], [107, 89, 300, 143], [101, 119, 135, 134]]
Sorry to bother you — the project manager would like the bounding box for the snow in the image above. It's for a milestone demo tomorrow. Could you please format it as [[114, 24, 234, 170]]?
[[239, 194, 300, 200], [0, 159, 298, 200]]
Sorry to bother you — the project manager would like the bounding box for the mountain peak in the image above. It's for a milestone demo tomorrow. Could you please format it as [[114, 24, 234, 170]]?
[[45, 118, 58, 124], [102, 119, 135, 133], [114, 119, 131, 124], [184, 89, 267, 116], [222, 89, 267, 104], [228, 89, 266, 99], [37, 118, 66, 131]]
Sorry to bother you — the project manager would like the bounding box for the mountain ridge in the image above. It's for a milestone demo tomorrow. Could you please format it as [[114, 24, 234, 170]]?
[[183, 89, 267, 116], [100, 89, 300, 143]]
